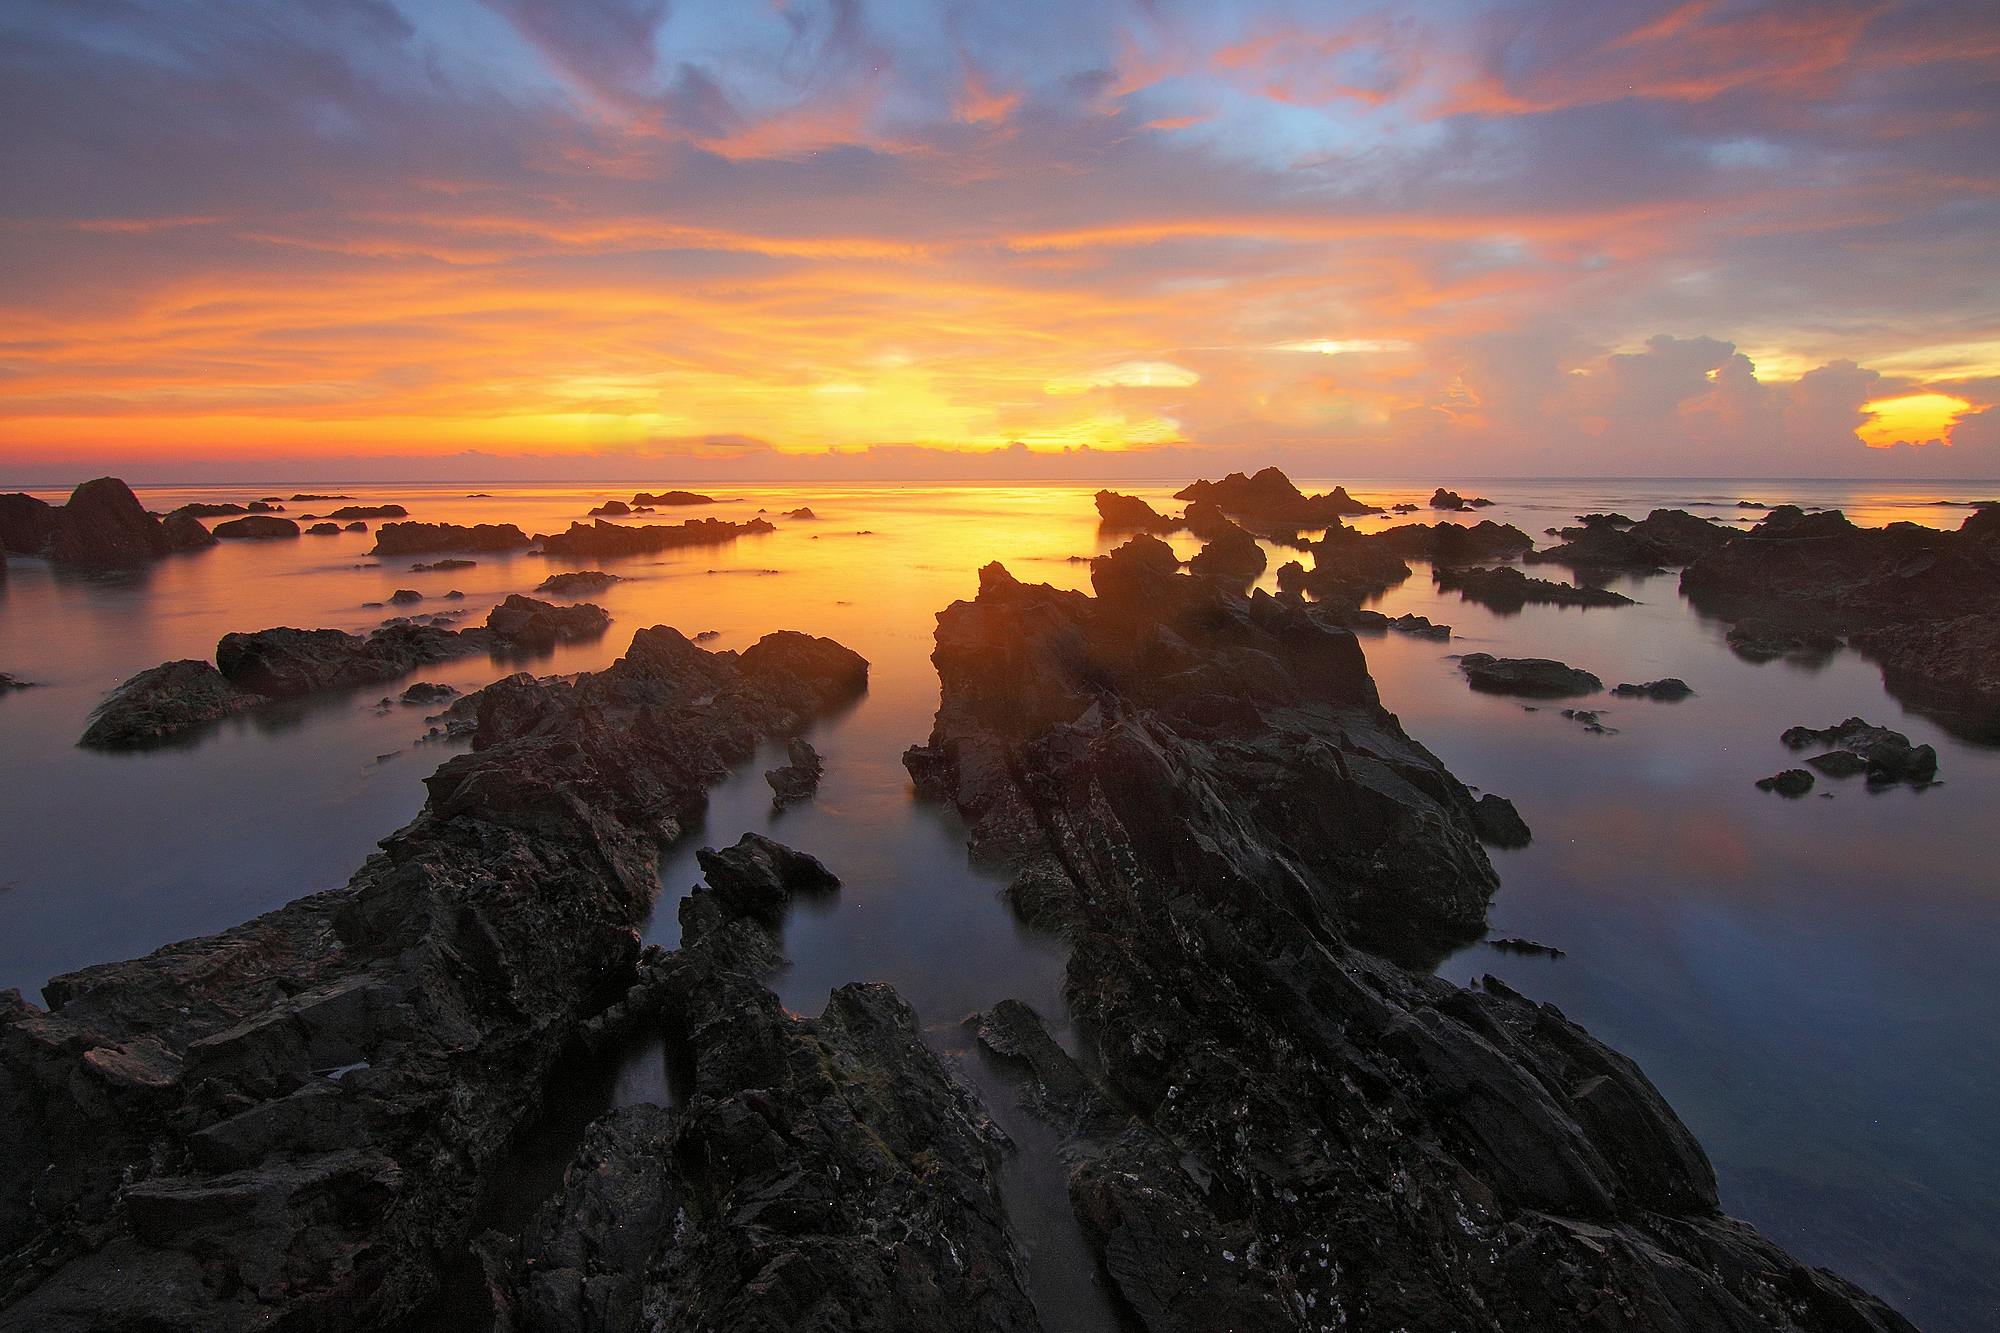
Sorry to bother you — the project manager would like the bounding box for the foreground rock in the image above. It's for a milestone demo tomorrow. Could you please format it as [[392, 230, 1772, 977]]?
[[5, 630, 869, 1331], [1173, 467, 1379, 528], [80, 597, 615, 747], [372, 521, 530, 556], [906, 542, 1911, 1333], [1434, 564, 1634, 611], [1457, 652, 1603, 697], [1781, 717, 1938, 786], [533, 516, 774, 560], [1682, 506, 2000, 736], [764, 736, 824, 807]]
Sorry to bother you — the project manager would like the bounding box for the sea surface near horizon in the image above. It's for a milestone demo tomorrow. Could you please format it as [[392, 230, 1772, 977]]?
[[1, 476, 1995, 1330]]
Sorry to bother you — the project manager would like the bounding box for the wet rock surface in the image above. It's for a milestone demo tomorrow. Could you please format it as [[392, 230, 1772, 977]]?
[[1781, 717, 1938, 786], [3, 628, 870, 1331], [533, 517, 774, 560], [78, 661, 264, 748], [535, 570, 622, 596], [484, 594, 611, 648], [1434, 564, 1634, 611], [213, 515, 302, 540], [373, 522, 531, 556], [50, 478, 174, 567], [1457, 652, 1604, 698], [1173, 467, 1380, 528], [1612, 678, 1694, 700], [905, 541, 1912, 1333], [763, 736, 824, 807]]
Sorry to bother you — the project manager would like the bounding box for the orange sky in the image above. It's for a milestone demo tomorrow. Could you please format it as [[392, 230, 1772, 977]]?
[[2, 0, 1997, 480]]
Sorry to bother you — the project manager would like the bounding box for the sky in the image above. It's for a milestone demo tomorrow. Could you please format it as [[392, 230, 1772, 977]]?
[[1, 0, 1997, 482]]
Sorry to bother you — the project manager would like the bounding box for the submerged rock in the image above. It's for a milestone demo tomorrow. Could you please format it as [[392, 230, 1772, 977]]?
[[1756, 768, 1816, 797], [1457, 652, 1603, 697], [534, 569, 621, 596], [1781, 717, 1938, 785], [1434, 564, 1634, 611], [78, 660, 263, 748], [1611, 677, 1694, 700]]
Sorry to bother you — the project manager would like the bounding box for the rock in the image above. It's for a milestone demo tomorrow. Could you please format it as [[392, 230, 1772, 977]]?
[[692, 831, 840, 926], [410, 558, 475, 572], [904, 542, 1910, 1333], [630, 489, 714, 505], [1272, 522, 1413, 610], [1, 673, 36, 690], [534, 570, 621, 596], [9, 629, 872, 1331], [78, 661, 263, 748], [1172, 467, 1378, 529], [176, 501, 251, 518], [1611, 678, 1694, 700], [532, 517, 774, 559], [304, 522, 341, 536], [212, 515, 301, 540], [1780, 717, 1938, 785], [245, 500, 284, 513], [784, 506, 817, 519], [50, 478, 172, 567], [161, 509, 220, 550], [1375, 519, 1535, 564], [737, 629, 870, 706], [1576, 512, 1635, 527], [443, 590, 464, 600], [216, 624, 480, 698], [315, 505, 406, 520], [1185, 521, 1266, 582], [372, 521, 530, 556], [1489, 936, 1565, 958], [1806, 750, 1870, 779], [385, 589, 421, 605], [482, 594, 610, 648], [1434, 564, 1634, 611], [1531, 508, 1736, 570], [1756, 768, 1816, 797], [586, 499, 631, 517], [343, 521, 367, 533], [1473, 793, 1532, 847], [764, 736, 824, 807], [398, 682, 458, 707], [1724, 617, 1841, 664], [0, 492, 59, 555], [1561, 707, 1617, 734], [1429, 486, 1481, 509], [1457, 652, 1603, 697], [290, 494, 353, 502], [1850, 614, 2000, 740], [1094, 490, 1179, 532]]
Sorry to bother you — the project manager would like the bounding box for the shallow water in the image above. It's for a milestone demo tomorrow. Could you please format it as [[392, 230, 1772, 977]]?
[[1, 477, 1995, 1330]]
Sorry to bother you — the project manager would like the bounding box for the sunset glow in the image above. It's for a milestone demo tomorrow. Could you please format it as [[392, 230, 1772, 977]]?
[[2, 0, 1997, 480]]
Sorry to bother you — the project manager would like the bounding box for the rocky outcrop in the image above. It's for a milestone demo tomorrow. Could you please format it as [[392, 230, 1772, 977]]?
[[631, 490, 715, 506], [305, 522, 341, 536], [5, 630, 870, 1331], [1531, 509, 1737, 571], [1173, 467, 1378, 529], [1434, 565, 1634, 611], [1374, 519, 1535, 564], [535, 570, 622, 596], [1681, 506, 2000, 735], [905, 542, 1912, 1333], [1780, 717, 1938, 786], [1185, 519, 1265, 582], [49, 478, 172, 567], [1094, 490, 1179, 532], [78, 661, 264, 748], [161, 509, 220, 550], [1457, 652, 1603, 697], [587, 499, 631, 517], [0, 493, 59, 555], [308, 505, 406, 521], [533, 517, 774, 560], [1612, 678, 1694, 700], [764, 736, 824, 807], [484, 594, 611, 648], [213, 515, 300, 540], [1429, 487, 1492, 510], [784, 506, 817, 519], [372, 521, 531, 556], [1473, 793, 1533, 847], [1756, 769, 1815, 797]]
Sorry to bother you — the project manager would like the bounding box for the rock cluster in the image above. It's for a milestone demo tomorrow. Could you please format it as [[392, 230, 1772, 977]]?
[[533, 517, 775, 559], [213, 514, 301, 540], [1781, 717, 1938, 786], [764, 736, 824, 807], [1434, 564, 1634, 611], [372, 521, 531, 555], [1457, 652, 1603, 697], [1531, 508, 1737, 571], [1612, 677, 1694, 700], [1429, 486, 1493, 510], [1174, 467, 1381, 525], [536, 570, 622, 596]]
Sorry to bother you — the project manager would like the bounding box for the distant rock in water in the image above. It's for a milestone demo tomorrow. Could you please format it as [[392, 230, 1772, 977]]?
[[373, 520, 530, 555], [1, 672, 39, 691], [304, 521, 340, 535], [1531, 508, 1737, 571], [534, 569, 621, 596], [1173, 466, 1379, 529], [631, 489, 715, 505], [289, 493, 352, 501], [388, 588, 423, 604], [533, 516, 773, 559], [1458, 651, 1603, 697], [49, 477, 172, 567], [313, 504, 406, 520], [0, 492, 60, 554], [160, 509, 219, 550], [1781, 717, 1938, 786], [343, 521, 367, 532], [1756, 768, 1816, 797], [1429, 487, 1493, 510], [1348, 608, 1452, 640], [1374, 518, 1535, 564], [79, 660, 263, 748], [1434, 564, 1634, 611], [783, 506, 817, 519], [1489, 935, 1565, 958], [764, 736, 824, 807], [168, 501, 248, 518], [244, 500, 284, 513], [398, 681, 458, 707], [1612, 677, 1694, 700], [410, 557, 475, 571], [587, 499, 631, 516], [212, 514, 300, 540], [484, 593, 610, 647], [1095, 489, 1180, 532]]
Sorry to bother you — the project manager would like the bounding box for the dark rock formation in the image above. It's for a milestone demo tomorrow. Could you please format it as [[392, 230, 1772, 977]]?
[[1349, 609, 1451, 640], [1375, 519, 1534, 564], [1682, 506, 2000, 735], [245, 500, 284, 513], [1458, 653, 1603, 697], [1094, 489, 1179, 532], [290, 494, 353, 502], [216, 623, 485, 698], [1489, 936, 1565, 958], [1724, 618, 1841, 664], [1612, 678, 1694, 700], [49, 478, 172, 567], [784, 506, 816, 519], [1429, 486, 1491, 510], [305, 522, 341, 536], [533, 517, 774, 560], [907, 543, 1907, 1333], [410, 558, 475, 572], [0, 493, 59, 555], [535, 570, 622, 596], [213, 515, 301, 540], [1780, 718, 1938, 785], [161, 510, 220, 550], [0, 673, 35, 691], [1473, 793, 1532, 847], [1531, 508, 1736, 571], [173, 501, 250, 518], [1756, 769, 1816, 797], [343, 522, 367, 533], [372, 521, 531, 556], [5, 629, 871, 1331], [587, 499, 631, 517], [388, 589, 423, 605], [1173, 467, 1378, 529], [1272, 523, 1413, 610], [693, 831, 840, 927], [78, 661, 264, 748], [1185, 520, 1266, 582], [484, 594, 611, 648], [1434, 564, 1634, 611], [764, 736, 824, 807], [398, 682, 458, 707], [312, 505, 407, 521], [1562, 707, 1616, 734], [631, 490, 715, 506]]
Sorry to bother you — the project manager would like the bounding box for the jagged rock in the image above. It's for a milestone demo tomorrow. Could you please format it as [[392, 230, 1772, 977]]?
[[372, 521, 530, 556], [304, 522, 340, 536], [1434, 565, 1633, 611], [398, 682, 458, 707], [0, 492, 59, 555], [50, 478, 172, 567], [1850, 614, 2000, 738], [535, 570, 621, 596], [764, 736, 824, 807], [6, 630, 871, 1331], [630, 490, 715, 506], [176, 502, 250, 517], [907, 544, 1909, 1333], [1531, 508, 1736, 571], [1185, 521, 1265, 582], [483, 594, 610, 648], [1780, 717, 1938, 785], [78, 661, 264, 749], [1347, 609, 1451, 640], [1489, 936, 1565, 957], [784, 506, 816, 519], [1430, 487, 1487, 509], [388, 589, 423, 605], [1173, 467, 1378, 529], [692, 831, 840, 927], [1611, 678, 1694, 700], [1457, 652, 1602, 697], [410, 558, 475, 572], [1473, 793, 1532, 847], [212, 515, 301, 540], [1273, 523, 1413, 610], [315, 505, 406, 520], [1375, 519, 1534, 564], [533, 517, 774, 560], [161, 510, 220, 550], [1724, 618, 1841, 664], [216, 624, 481, 698], [586, 499, 631, 517], [1562, 707, 1617, 734], [1756, 769, 1816, 797], [1094, 489, 1179, 532], [244, 500, 284, 513]]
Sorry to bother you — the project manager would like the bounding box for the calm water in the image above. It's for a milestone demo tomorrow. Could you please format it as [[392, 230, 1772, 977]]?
[[1, 478, 1995, 1330]]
